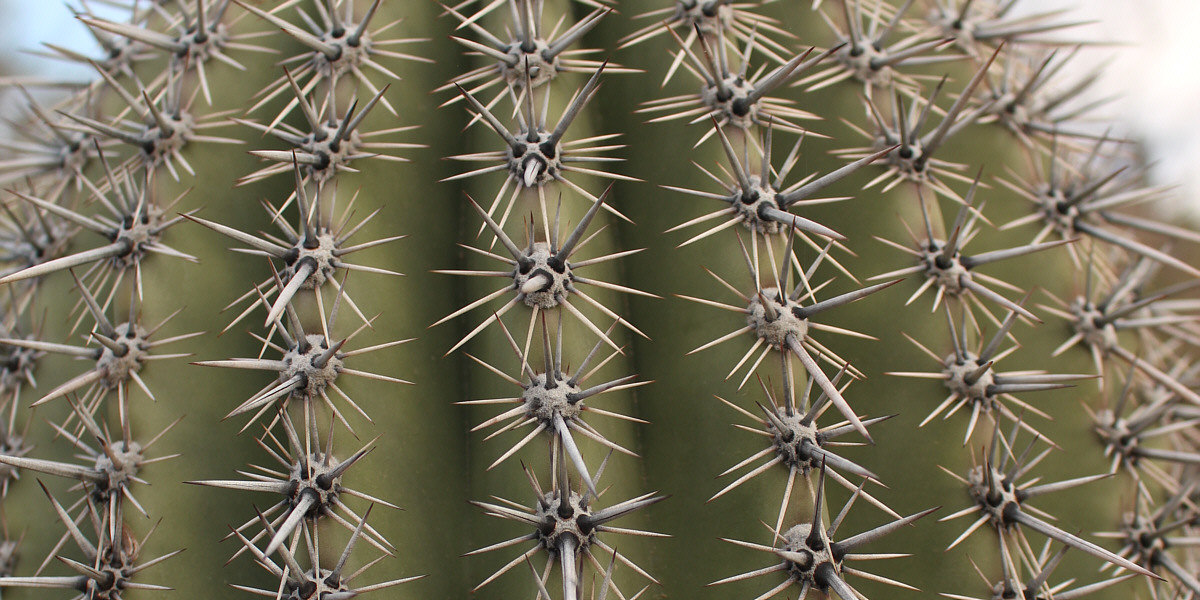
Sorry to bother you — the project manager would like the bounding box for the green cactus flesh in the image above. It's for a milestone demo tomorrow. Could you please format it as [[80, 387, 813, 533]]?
[[0, 2, 1198, 600]]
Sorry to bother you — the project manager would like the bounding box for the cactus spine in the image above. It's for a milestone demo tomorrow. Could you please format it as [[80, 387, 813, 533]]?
[[0, 1, 1198, 600]]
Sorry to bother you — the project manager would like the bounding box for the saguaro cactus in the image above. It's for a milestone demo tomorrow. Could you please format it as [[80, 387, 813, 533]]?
[[0, 1, 1198, 600]]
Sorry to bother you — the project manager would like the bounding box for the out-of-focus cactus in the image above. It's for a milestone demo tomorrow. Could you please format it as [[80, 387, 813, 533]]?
[[0, 2, 1198, 600]]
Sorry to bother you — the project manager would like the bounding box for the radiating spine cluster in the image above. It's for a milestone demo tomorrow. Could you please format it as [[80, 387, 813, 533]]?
[[638, 1, 1200, 599], [438, 2, 663, 596], [0, 1, 423, 598], [0, 1, 1198, 600]]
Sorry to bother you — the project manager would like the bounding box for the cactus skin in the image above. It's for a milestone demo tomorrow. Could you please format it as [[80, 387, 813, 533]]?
[[0, 2, 1198, 600]]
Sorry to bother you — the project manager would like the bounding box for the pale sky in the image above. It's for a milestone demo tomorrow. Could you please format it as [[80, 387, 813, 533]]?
[[1022, 0, 1200, 221], [1, 1, 126, 79]]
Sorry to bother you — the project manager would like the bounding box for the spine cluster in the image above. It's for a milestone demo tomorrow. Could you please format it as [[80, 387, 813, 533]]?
[[0, 1, 1197, 600]]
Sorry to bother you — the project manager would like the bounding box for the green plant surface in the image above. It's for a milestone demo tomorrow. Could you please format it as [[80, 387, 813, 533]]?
[[0, 2, 1197, 600]]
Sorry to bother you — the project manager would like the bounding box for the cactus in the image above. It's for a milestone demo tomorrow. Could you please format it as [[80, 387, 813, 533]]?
[[0, 1, 1198, 600]]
